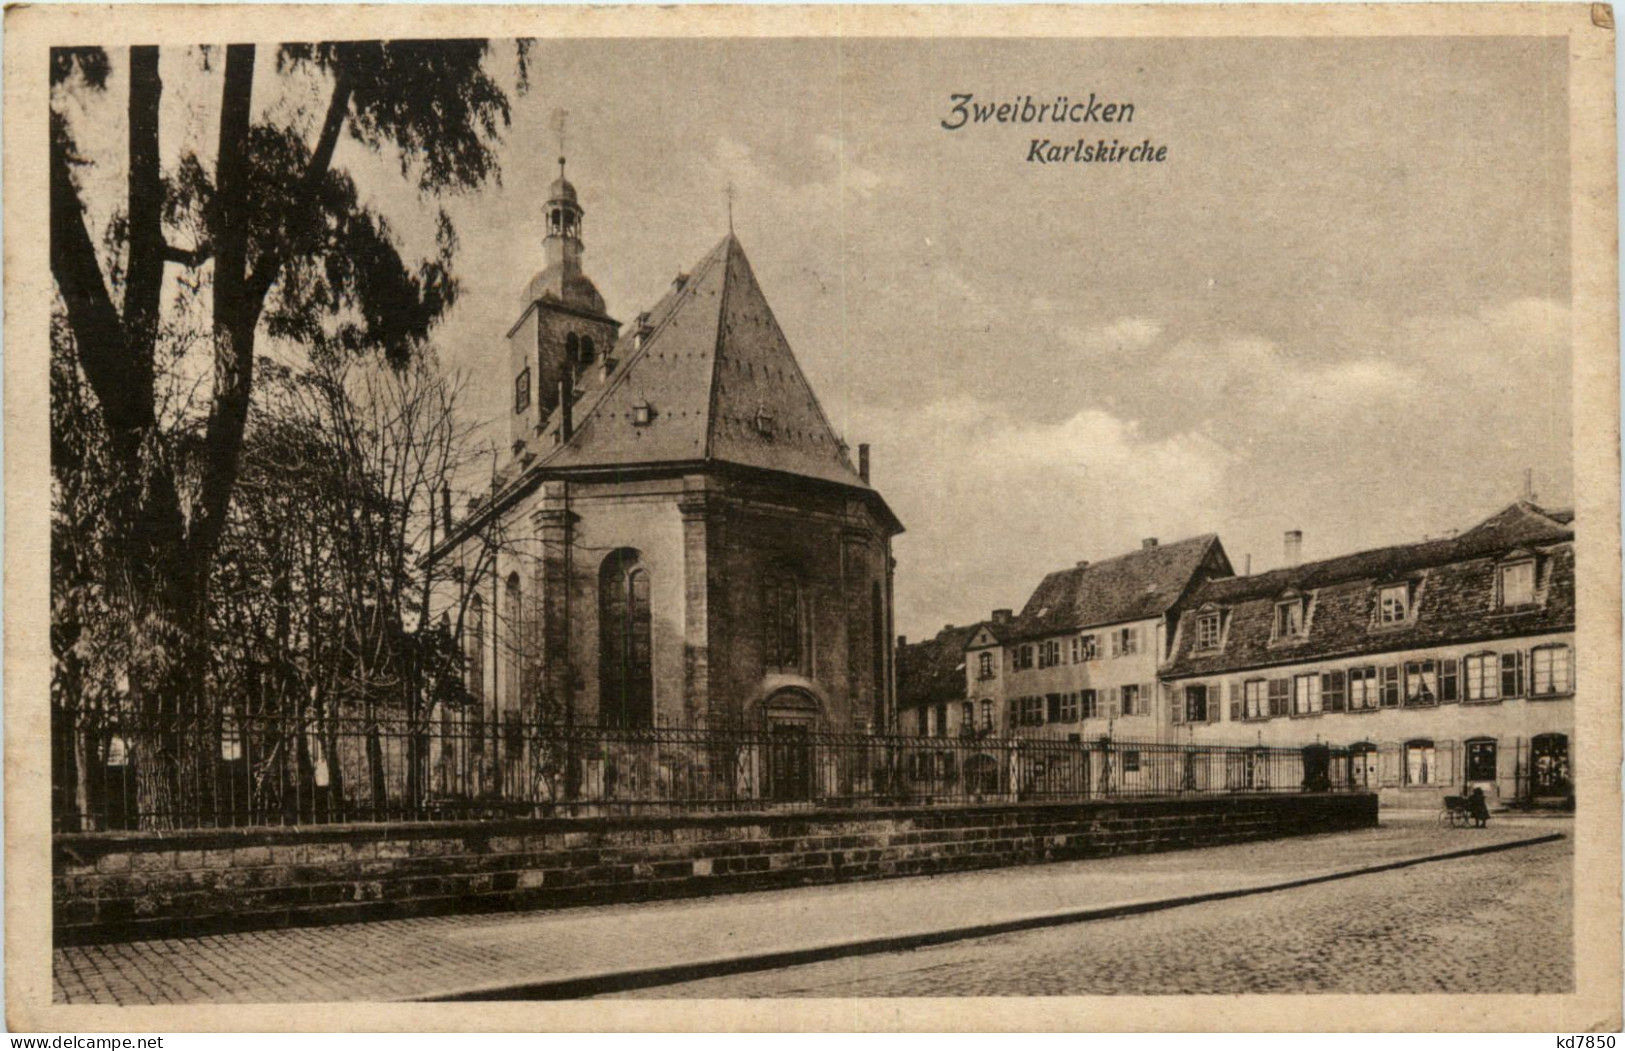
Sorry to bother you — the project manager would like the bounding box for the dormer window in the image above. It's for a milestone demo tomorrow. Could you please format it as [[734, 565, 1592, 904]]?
[[632, 401, 653, 426], [1499, 558, 1536, 607], [1196, 611, 1222, 650], [1274, 597, 1307, 640], [753, 407, 775, 438], [1378, 583, 1412, 625]]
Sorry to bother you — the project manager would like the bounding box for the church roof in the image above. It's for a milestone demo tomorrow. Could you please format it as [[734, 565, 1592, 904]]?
[[539, 234, 894, 519]]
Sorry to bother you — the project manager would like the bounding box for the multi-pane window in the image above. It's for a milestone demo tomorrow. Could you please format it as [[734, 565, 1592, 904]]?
[[1268, 678, 1291, 717], [1072, 635, 1098, 662], [1321, 669, 1346, 712], [1379, 584, 1411, 625], [1292, 673, 1322, 715], [1403, 660, 1438, 706], [1113, 627, 1140, 657], [1500, 651, 1526, 698], [1275, 600, 1305, 640], [978, 652, 995, 679], [1014, 645, 1035, 671], [1379, 665, 1402, 708], [1440, 658, 1460, 702], [600, 552, 653, 729], [1046, 693, 1064, 723], [1062, 692, 1082, 722], [1347, 666, 1378, 710], [514, 368, 531, 413], [1405, 740, 1436, 786], [1038, 639, 1061, 668], [1244, 679, 1268, 720], [980, 699, 994, 730], [1020, 695, 1045, 726], [1120, 683, 1142, 717], [935, 702, 949, 738], [1499, 560, 1536, 607], [1466, 738, 1498, 782], [1079, 690, 1097, 720], [1464, 653, 1500, 701], [1196, 613, 1222, 650], [1531, 645, 1573, 695], [961, 701, 975, 733]]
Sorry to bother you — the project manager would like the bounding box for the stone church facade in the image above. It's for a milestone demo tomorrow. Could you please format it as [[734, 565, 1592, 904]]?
[[428, 162, 903, 738]]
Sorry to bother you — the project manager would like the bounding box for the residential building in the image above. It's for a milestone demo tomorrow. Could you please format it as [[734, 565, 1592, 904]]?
[[897, 624, 991, 738], [966, 535, 1234, 741], [428, 159, 903, 756], [1161, 503, 1575, 809]]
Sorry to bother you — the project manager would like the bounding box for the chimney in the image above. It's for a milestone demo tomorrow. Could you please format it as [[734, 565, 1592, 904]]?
[[992, 608, 1013, 625], [859, 443, 871, 483], [1523, 468, 1536, 502], [897, 635, 908, 649], [558, 379, 573, 442], [1075, 560, 1090, 569], [440, 484, 452, 535], [1142, 538, 1159, 550], [1284, 530, 1303, 567], [1244, 553, 1252, 577], [671, 273, 689, 295]]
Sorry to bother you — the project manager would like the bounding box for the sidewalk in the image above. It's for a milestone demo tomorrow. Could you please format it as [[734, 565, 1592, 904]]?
[[53, 816, 1565, 1004]]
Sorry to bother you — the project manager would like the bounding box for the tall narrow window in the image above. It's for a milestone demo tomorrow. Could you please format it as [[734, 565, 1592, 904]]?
[[504, 574, 524, 712], [762, 573, 803, 671], [1244, 679, 1268, 720], [1405, 740, 1436, 786], [1500, 651, 1526, 697], [466, 594, 485, 703], [871, 581, 886, 725], [977, 652, 994, 679], [1293, 674, 1322, 715], [1404, 660, 1438, 706], [599, 550, 653, 728]]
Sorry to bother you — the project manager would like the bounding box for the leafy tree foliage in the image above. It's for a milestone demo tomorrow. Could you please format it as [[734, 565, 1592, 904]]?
[[50, 41, 526, 825]]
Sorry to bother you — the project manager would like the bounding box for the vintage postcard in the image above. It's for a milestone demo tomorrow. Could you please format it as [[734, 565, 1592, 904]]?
[[5, 2, 1619, 1033]]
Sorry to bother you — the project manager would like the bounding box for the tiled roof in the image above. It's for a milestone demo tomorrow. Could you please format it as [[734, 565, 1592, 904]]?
[[540, 234, 885, 498], [1163, 503, 1575, 678], [1006, 535, 1231, 641], [897, 623, 983, 709]]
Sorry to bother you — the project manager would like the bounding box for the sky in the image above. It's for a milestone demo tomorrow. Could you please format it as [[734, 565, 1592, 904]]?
[[63, 36, 1574, 643]]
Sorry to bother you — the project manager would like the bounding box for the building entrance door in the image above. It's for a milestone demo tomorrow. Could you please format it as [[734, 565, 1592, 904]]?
[[768, 723, 812, 802], [1530, 733, 1570, 801], [1349, 743, 1379, 790]]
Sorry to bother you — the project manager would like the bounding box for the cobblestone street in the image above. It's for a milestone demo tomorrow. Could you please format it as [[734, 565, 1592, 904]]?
[[613, 835, 1572, 998], [53, 819, 1568, 1003]]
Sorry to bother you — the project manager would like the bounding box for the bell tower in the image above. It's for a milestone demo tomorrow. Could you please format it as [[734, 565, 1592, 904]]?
[[508, 154, 621, 455]]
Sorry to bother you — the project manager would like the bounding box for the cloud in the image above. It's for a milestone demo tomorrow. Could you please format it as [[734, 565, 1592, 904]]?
[[861, 396, 1231, 637]]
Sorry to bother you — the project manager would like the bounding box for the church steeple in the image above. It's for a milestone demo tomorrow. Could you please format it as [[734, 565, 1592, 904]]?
[[523, 153, 605, 315], [543, 156, 583, 269]]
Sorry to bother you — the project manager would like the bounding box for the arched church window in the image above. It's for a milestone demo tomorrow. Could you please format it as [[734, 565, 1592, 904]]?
[[580, 336, 595, 365], [762, 572, 804, 672], [600, 550, 653, 728]]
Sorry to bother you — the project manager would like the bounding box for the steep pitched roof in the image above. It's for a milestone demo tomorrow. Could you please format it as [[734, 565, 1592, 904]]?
[[897, 623, 983, 709], [1163, 503, 1576, 678], [1007, 534, 1231, 640], [540, 234, 880, 497]]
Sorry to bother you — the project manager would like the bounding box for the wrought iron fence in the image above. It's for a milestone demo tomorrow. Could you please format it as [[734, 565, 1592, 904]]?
[[52, 706, 1359, 832]]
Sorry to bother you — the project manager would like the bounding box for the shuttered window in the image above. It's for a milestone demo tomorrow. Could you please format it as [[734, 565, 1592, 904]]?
[[1244, 679, 1268, 720], [1347, 666, 1378, 711]]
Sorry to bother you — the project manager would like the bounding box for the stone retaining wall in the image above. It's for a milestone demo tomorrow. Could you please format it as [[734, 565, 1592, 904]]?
[[54, 792, 1377, 944]]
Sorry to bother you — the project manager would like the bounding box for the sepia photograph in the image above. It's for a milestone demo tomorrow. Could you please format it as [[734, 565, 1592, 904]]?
[[6, 2, 1620, 1033]]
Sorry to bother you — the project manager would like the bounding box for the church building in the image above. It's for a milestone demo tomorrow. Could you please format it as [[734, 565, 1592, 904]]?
[[427, 160, 903, 742]]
